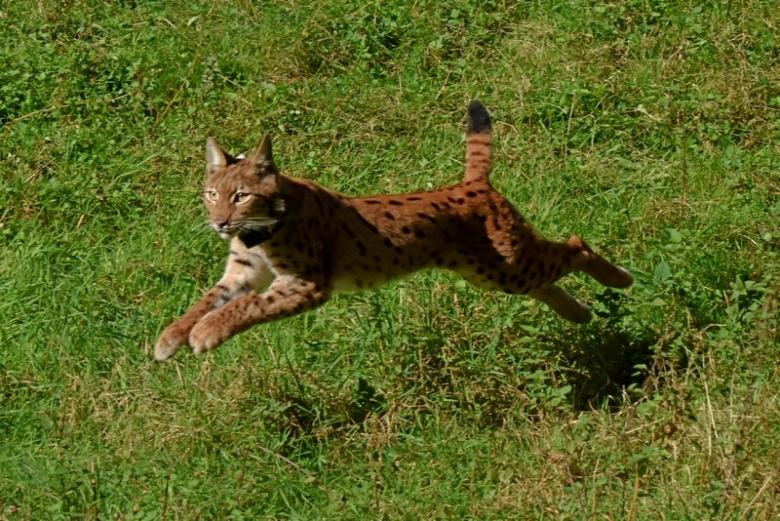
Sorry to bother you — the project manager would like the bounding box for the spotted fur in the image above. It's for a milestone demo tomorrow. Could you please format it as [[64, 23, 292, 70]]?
[[154, 101, 632, 360]]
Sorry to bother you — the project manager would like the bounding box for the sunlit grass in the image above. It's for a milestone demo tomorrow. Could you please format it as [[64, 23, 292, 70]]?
[[1, 1, 778, 518]]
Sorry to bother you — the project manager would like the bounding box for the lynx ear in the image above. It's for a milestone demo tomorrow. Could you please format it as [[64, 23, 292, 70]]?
[[206, 137, 227, 174], [251, 134, 277, 175]]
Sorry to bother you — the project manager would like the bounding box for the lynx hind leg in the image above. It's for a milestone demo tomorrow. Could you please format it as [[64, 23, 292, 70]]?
[[566, 235, 633, 288], [528, 236, 631, 322], [529, 284, 592, 323]]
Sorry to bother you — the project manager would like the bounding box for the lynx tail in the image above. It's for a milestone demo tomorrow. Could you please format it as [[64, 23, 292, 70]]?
[[464, 100, 492, 183]]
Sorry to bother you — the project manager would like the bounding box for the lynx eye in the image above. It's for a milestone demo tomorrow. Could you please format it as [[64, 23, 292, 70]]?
[[234, 192, 251, 204], [204, 189, 218, 202]]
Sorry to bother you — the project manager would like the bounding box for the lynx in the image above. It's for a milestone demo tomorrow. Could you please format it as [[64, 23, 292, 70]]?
[[154, 101, 632, 361]]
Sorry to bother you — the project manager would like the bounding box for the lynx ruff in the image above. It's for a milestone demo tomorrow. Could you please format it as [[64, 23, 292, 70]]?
[[154, 101, 632, 361]]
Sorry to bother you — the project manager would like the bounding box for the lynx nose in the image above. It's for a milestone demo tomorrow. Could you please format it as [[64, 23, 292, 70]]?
[[215, 219, 230, 230]]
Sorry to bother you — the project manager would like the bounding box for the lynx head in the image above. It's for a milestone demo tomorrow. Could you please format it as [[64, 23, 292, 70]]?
[[203, 135, 287, 241]]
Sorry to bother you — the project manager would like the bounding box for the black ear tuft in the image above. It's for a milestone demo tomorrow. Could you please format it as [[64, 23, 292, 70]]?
[[206, 137, 239, 174], [250, 134, 277, 175], [206, 137, 227, 169]]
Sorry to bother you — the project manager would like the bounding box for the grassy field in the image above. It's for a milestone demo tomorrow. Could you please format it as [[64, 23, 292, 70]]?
[[1, 0, 778, 518]]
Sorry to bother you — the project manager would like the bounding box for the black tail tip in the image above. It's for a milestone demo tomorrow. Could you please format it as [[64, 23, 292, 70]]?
[[467, 100, 491, 133]]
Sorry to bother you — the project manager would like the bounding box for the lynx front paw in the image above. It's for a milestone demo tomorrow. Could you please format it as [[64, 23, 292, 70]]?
[[188, 318, 229, 355], [154, 322, 192, 361]]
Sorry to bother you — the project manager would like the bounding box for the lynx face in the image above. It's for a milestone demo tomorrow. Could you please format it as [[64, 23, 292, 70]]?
[[203, 136, 286, 239]]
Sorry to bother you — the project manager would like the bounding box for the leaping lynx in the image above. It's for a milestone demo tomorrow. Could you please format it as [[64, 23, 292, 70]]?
[[154, 101, 632, 361]]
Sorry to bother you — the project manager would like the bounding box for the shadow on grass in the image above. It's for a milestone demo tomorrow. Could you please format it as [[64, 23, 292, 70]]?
[[556, 327, 657, 411], [552, 288, 660, 411], [259, 377, 388, 455], [258, 293, 659, 447]]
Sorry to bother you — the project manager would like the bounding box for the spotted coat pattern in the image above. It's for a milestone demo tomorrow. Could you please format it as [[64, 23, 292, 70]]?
[[154, 101, 633, 360]]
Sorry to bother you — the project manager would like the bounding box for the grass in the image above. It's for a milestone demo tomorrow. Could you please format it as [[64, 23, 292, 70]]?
[[1, 0, 778, 518]]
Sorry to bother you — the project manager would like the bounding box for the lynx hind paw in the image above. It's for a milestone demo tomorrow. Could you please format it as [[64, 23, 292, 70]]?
[[530, 285, 592, 323], [547, 293, 592, 323], [564, 300, 592, 323], [611, 266, 634, 288]]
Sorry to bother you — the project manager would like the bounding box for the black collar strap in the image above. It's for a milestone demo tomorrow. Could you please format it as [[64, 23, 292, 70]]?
[[238, 222, 282, 248], [239, 198, 288, 248]]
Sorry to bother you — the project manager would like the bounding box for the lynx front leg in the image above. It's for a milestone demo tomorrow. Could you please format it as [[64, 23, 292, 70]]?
[[188, 276, 330, 354], [154, 239, 272, 361]]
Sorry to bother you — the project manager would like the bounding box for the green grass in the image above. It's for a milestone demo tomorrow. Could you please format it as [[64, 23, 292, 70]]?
[[1, 0, 778, 518]]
